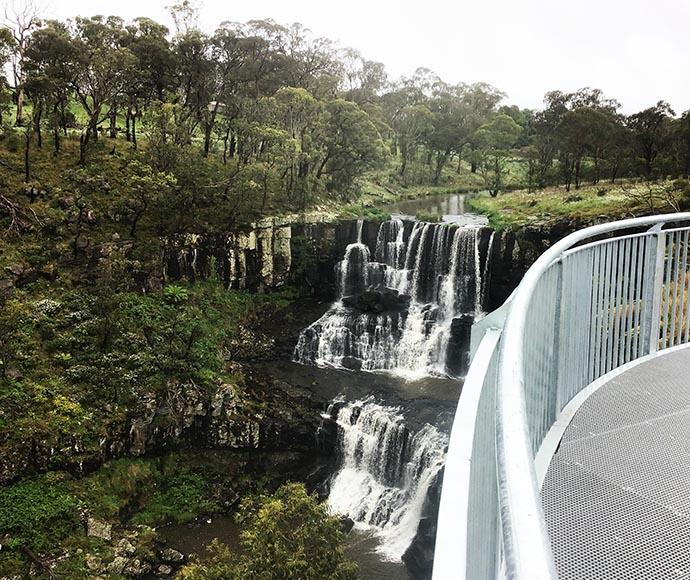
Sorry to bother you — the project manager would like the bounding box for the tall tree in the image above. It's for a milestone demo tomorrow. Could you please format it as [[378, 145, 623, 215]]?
[[628, 101, 675, 179], [1, 0, 42, 126], [473, 113, 522, 196], [24, 19, 77, 154], [70, 16, 138, 162]]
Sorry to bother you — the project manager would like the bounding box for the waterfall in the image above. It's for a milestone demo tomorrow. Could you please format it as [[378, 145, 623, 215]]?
[[327, 398, 448, 561], [293, 218, 492, 378]]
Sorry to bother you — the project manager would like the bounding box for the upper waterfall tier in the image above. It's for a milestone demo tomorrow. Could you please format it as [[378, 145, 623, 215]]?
[[294, 219, 494, 378]]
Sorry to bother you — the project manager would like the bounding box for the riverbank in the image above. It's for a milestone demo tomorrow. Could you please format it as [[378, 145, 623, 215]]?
[[467, 179, 690, 229]]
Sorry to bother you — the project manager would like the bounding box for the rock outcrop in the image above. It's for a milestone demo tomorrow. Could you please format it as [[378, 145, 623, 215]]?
[[0, 370, 329, 485]]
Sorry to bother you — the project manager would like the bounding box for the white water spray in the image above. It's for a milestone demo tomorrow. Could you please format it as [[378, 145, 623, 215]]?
[[327, 398, 448, 561]]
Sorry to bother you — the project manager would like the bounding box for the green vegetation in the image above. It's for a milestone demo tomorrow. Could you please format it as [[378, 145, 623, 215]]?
[[467, 179, 690, 229], [178, 482, 358, 580], [0, 473, 78, 553], [1, 3, 690, 578], [0, 279, 299, 467], [415, 210, 443, 222], [0, 451, 307, 577]]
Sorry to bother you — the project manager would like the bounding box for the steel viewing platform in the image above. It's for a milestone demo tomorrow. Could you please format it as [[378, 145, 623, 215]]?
[[431, 213, 690, 580]]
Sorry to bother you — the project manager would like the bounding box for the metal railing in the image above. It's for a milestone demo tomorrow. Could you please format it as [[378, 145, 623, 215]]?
[[433, 213, 690, 580]]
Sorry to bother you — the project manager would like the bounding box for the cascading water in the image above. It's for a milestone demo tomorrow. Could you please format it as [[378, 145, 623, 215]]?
[[326, 397, 448, 561], [293, 218, 493, 378], [293, 216, 493, 574]]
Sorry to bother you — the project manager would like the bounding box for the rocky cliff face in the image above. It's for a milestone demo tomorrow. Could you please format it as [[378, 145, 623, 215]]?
[[161, 216, 583, 312], [162, 215, 362, 298], [487, 219, 583, 309], [0, 368, 331, 485]]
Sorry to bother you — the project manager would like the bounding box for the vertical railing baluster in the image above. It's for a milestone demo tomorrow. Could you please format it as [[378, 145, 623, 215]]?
[[683, 230, 690, 342], [672, 230, 685, 346], [633, 236, 649, 358], [589, 245, 602, 383], [662, 232, 674, 350], [643, 231, 666, 354], [623, 238, 636, 363], [606, 241, 619, 374], [628, 237, 640, 361], [613, 238, 627, 368]]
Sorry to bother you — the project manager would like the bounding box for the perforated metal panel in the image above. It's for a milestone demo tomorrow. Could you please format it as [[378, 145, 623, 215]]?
[[542, 348, 690, 579]]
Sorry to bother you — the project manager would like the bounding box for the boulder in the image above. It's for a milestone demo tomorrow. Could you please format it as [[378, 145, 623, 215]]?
[[160, 548, 184, 564], [87, 517, 112, 541], [342, 288, 411, 314], [340, 356, 362, 371]]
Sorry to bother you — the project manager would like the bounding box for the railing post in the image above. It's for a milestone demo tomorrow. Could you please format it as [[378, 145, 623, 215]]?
[[642, 229, 666, 354], [551, 259, 564, 418]]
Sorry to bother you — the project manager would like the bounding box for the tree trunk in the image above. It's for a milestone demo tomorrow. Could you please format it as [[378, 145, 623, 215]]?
[[222, 128, 230, 164], [34, 105, 42, 149], [53, 127, 60, 156], [79, 131, 90, 165], [109, 104, 117, 138], [24, 129, 31, 182], [203, 103, 220, 156], [125, 107, 131, 142], [129, 197, 147, 238], [132, 114, 137, 149], [15, 88, 25, 126]]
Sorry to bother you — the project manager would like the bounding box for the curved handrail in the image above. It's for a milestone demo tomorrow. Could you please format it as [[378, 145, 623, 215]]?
[[432, 212, 690, 580], [497, 212, 690, 578]]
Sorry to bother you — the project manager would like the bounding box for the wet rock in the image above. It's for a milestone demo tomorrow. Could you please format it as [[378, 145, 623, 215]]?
[[85, 554, 102, 571], [107, 555, 128, 575], [156, 564, 173, 576], [124, 558, 151, 576], [0, 278, 14, 302], [339, 516, 355, 534], [87, 517, 112, 541], [342, 288, 411, 314], [160, 548, 184, 564], [446, 314, 474, 376], [4, 263, 24, 277], [340, 356, 362, 371], [118, 538, 136, 556]]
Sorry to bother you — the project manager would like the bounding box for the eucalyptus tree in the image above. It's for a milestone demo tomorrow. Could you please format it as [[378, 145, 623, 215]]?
[[462, 82, 506, 172], [473, 113, 522, 196], [273, 86, 322, 201], [673, 111, 690, 178], [170, 28, 213, 146], [426, 82, 471, 184], [284, 22, 342, 98], [557, 106, 618, 190], [317, 98, 386, 200], [1, 0, 42, 126], [122, 17, 175, 146], [627, 101, 676, 179], [24, 19, 78, 154], [69, 16, 138, 162], [0, 27, 15, 124], [339, 48, 387, 110], [531, 91, 570, 188]]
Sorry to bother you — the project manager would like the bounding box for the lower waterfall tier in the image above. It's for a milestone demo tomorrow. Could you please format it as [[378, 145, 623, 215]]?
[[326, 398, 448, 561]]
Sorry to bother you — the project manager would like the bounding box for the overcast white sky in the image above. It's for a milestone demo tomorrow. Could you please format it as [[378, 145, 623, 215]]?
[[40, 0, 690, 115]]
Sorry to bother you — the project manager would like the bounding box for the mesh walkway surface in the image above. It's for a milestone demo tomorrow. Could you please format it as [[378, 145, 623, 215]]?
[[542, 347, 690, 580]]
